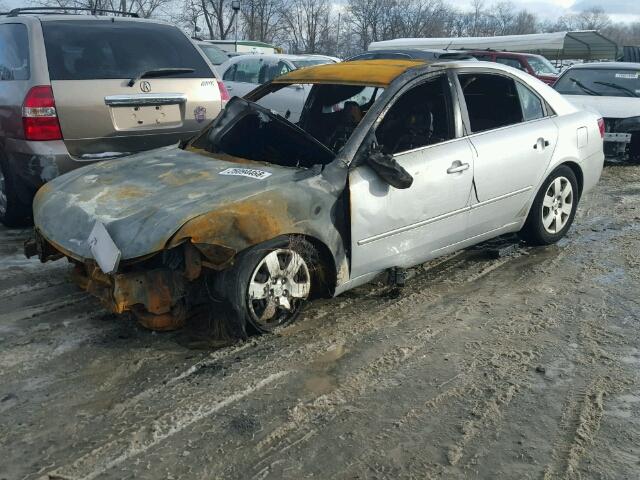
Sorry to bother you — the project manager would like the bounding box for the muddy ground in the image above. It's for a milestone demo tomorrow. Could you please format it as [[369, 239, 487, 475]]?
[[1, 164, 639, 480]]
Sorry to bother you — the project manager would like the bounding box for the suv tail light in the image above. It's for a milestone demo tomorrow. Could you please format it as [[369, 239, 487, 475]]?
[[597, 117, 605, 139], [22, 86, 63, 141], [217, 80, 230, 102]]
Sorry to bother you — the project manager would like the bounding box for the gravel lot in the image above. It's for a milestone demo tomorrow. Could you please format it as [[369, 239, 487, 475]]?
[[1, 164, 639, 480]]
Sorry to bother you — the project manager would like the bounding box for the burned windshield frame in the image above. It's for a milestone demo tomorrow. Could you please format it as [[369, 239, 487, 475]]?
[[188, 96, 335, 169]]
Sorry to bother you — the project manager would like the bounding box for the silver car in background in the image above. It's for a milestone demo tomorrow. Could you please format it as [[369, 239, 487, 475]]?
[[219, 53, 336, 122], [29, 60, 604, 334]]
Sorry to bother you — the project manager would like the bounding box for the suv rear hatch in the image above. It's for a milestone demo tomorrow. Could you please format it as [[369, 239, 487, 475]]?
[[40, 19, 222, 158]]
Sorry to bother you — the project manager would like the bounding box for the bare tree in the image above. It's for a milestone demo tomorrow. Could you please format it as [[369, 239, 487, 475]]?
[[240, 0, 284, 43], [281, 0, 331, 53], [577, 7, 611, 30], [199, 0, 237, 39]]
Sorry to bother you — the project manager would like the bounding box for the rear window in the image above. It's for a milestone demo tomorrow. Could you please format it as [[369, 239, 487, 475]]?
[[41, 20, 212, 80], [0, 23, 30, 80]]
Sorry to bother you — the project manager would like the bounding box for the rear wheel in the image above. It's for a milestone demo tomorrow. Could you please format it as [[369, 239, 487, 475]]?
[[519, 165, 579, 245], [0, 154, 32, 227], [224, 237, 316, 334]]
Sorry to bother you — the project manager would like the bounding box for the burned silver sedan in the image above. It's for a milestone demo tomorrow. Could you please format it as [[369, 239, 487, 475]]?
[[28, 60, 605, 333]]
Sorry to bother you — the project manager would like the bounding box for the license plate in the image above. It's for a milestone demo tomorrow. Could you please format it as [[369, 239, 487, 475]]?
[[111, 104, 182, 131], [604, 132, 631, 143], [88, 221, 121, 274]]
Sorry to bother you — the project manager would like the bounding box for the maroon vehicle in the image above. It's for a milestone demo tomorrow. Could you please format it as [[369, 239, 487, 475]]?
[[469, 50, 559, 85]]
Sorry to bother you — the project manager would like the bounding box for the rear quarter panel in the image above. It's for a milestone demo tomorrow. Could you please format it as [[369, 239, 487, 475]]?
[[550, 110, 604, 196]]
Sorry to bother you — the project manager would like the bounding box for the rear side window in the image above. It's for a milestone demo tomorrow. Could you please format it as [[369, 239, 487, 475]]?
[[515, 83, 544, 121], [227, 58, 260, 83], [41, 20, 212, 80], [0, 24, 30, 80], [459, 73, 523, 133], [259, 60, 292, 83]]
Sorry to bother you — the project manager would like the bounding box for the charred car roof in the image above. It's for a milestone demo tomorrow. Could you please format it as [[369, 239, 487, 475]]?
[[272, 59, 427, 87]]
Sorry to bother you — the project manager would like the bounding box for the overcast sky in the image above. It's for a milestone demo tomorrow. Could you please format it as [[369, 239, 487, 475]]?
[[457, 0, 640, 22], [4, 0, 640, 23]]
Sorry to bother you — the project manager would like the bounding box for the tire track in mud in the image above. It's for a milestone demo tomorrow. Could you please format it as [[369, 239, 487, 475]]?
[[336, 306, 556, 478], [541, 309, 628, 479], [331, 235, 600, 478], [43, 251, 523, 479], [86, 252, 471, 420], [48, 371, 292, 480], [127, 254, 543, 478]]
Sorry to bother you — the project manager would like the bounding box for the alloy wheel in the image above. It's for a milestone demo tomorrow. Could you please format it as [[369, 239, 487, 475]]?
[[542, 176, 573, 234], [247, 249, 311, 329]]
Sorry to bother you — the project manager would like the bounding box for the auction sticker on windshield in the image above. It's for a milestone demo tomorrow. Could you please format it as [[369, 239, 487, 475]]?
[[615, 73, 639, 79], [219, 168, 272, 179]]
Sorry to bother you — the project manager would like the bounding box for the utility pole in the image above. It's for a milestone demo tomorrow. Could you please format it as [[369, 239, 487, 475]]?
[[231, 0, 240, 43], [336, 12, 341, 57]]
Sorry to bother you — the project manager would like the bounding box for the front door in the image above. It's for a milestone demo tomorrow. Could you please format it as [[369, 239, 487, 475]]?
[[349, 74, 475, 279]]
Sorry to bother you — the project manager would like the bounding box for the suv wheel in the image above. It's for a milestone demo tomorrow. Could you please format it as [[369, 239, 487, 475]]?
[[0, 154, 32, 227]]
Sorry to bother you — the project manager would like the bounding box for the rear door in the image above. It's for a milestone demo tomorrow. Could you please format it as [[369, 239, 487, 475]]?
[[457, 71, 559, 236], [41, 19, 220, 158]]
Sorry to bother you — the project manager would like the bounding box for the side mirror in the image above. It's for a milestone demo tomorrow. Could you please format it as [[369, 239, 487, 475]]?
[[365, 150, 413, 189]]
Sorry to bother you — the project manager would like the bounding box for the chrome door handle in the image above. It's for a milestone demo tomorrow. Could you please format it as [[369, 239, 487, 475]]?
[[447, 162, 470, 174], [533, 138, 550, 149]]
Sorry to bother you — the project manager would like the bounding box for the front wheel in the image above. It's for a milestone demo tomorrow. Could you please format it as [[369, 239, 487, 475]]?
[[519, 165, 579, 245], [224, 237, 317, 334]]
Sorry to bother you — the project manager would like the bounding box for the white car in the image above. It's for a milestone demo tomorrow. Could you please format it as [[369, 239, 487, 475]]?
[[554, 62, 640, 162], [219, 54, 336, 123]]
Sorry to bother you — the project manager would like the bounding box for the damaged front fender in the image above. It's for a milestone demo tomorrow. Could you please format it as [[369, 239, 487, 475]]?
[[166, 192, 299, 269]]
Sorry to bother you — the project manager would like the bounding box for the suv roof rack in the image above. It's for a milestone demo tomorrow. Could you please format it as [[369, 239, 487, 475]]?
[[1, 7, 139, 18]]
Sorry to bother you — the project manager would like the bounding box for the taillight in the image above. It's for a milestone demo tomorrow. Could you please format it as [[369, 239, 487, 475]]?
[[217, 80, 230, 102], [22, 86, 62, 141], [597, 117, 605, 139]]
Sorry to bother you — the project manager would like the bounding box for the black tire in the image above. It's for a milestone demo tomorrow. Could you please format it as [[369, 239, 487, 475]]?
[[0, 154, 32, 227], [222, 236, 320, 335], [629, 132, 640, 164], [519, 165, 579, 245]]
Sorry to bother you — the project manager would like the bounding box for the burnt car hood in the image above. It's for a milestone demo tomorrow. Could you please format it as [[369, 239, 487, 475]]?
[[33, 145, 315, 261]]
